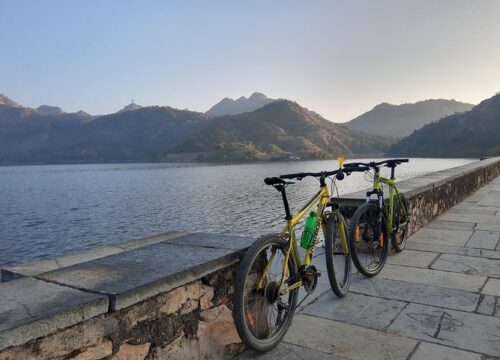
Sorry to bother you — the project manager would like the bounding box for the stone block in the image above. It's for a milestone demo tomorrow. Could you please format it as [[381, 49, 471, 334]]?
[[431, 254, 500, 278], [163, 233, 254, 251], [439, 213, 500, 225], [378, 264, 487, 292], [113, 342, 150, 360], [476, 223, 500, 232], [410, 342, 481, 360], [477, 194, 500, 206], [0, 277, 108, 351], [386, 249, 438, 268], [37, 239, 242, 311], [389, 303, 500, 357], [302, 291, 407, 330], [158, 280, 205, 315], [237, 343, 347, 359], [349, 276, 479, 312], [446, 206, 497, 215], [482, 278, 500, 297], [476, 295, 496, 316], [465, 230, 500, 250], [73, 340, 113, 360], [118, 231, 188, 250], [197, 305, 241, 346], [406, 242, 500, 260], [427, 221, 475, 231], [1, 231, 188, 282], [409, 228, 472, 247], [284, 314, 418, 360]]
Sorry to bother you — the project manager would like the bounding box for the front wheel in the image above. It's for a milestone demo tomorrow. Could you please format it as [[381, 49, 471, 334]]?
[[233, 234, 299, 352], [349, 203, 389, 277], [324, 212, 351, 297], [392, 196, 409, 253]]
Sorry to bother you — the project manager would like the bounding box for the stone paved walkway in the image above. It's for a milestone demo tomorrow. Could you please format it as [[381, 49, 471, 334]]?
[[239, 176, 500, 360]]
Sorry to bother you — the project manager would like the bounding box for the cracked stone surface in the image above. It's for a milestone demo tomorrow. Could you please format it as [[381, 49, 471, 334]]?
[[285, 315, 417, 360], [302, 291, 407, 330], [388, 303, 500, 356], [465, 230, 500, 250], [410, 342, 481, 360], [409, 228, 473, 247], [349, 276, 479, 312], [431, 253, 500, 278], [378, 264, 487, 292]]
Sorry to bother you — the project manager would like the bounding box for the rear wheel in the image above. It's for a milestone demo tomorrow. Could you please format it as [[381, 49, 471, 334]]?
[[324, 212, 351, 297], [233, 234, 299, 352], [392, 196, 409, 253], [348, 203, 389, 277]]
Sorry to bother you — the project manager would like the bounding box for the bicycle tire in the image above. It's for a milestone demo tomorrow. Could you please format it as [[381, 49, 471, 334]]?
[[324, 212, 351, 297], [233, 234, 299, 352], [392, 196, 409, 253], [348, 203, 389, 277]]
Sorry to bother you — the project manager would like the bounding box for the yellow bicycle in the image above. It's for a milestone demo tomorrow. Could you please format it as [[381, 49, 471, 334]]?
[[233, 159, 351, 352]]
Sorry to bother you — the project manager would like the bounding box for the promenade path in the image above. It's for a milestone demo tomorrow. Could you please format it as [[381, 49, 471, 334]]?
[[239, 175, 500, 360]]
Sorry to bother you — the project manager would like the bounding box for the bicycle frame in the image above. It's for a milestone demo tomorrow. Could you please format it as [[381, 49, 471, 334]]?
[[258, 182, 348, 296], [370, 169, 407, 234]]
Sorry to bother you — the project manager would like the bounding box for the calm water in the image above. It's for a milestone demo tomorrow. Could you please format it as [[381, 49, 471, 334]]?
[[0, 158, 475, 268]]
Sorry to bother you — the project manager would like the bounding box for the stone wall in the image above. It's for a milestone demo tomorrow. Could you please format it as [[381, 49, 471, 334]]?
[[0, 264, 242, 360], [404, 158, 500, 235]]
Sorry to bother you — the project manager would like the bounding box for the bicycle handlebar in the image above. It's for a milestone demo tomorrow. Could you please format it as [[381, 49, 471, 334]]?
[[279, 169, 341, 180], [344, 158, 409, 170]]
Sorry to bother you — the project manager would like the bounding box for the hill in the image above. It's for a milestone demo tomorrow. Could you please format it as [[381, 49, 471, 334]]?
[[387, 94, 500, 158], [206, 92, 276, 116], [0, 94, 20, 107], [0, 96, 390, 164], [176, 100, 391, 161], [37, 105, 64, 115], [344, 99, 474, 138], [118, 101, 142, 113]]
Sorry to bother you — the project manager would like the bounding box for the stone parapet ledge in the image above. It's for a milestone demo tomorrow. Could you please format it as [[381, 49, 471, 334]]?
[[0, 232, 254, 359]]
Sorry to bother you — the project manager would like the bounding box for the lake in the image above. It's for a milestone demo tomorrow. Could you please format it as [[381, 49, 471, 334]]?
[[0, 158, 475, 268]]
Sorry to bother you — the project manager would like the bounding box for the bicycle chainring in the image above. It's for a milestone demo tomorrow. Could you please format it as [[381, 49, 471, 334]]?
[[300, 265, 319, 294]]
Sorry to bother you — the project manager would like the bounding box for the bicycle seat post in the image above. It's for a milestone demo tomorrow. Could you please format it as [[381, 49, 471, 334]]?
[[276, 184, 292, 220]]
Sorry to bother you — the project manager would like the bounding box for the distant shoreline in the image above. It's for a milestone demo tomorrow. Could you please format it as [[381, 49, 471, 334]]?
[[0, 155, 479, 168]]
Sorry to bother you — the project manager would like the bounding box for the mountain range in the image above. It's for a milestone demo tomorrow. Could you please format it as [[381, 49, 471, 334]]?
[[344, 99, 474, 138], [206, 92, 276, 116], [0, 95, 389, 164], [387, 93, 500, 158], [2, 91, 497, 164]]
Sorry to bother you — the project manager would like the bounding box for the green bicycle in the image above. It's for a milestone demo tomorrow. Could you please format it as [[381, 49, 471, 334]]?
[[343, 159, 410, 277]]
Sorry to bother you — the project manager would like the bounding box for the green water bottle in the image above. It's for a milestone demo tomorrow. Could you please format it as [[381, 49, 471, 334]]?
[[301, 211, 318, 249]]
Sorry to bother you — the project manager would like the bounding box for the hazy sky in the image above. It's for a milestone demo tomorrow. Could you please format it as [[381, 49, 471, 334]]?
[[1, 1, 499, 122]]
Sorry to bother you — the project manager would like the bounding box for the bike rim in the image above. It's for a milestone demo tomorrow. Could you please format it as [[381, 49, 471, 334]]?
[[354, 211, 385, 272], [332, 230, 349, 288], [242, 243, 295, 342]]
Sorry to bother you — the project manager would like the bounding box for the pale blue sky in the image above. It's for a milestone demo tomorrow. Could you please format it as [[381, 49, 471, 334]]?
[[1, 0, 499, 122]]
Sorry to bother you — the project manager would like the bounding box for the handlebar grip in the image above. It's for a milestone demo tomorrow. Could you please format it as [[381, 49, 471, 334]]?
[[280, 173, 305, 179]]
